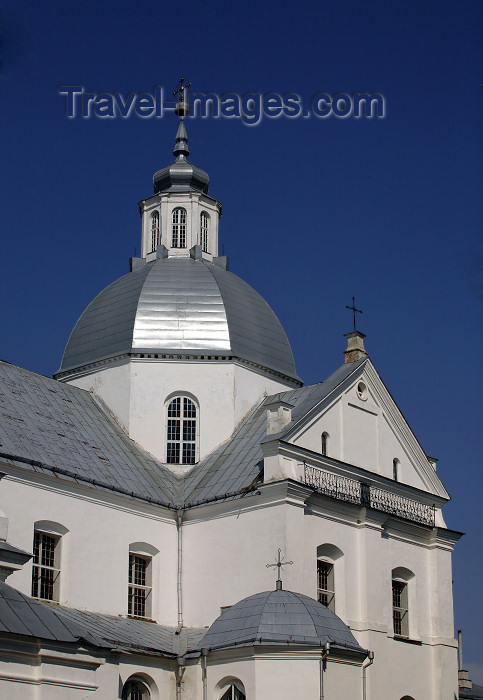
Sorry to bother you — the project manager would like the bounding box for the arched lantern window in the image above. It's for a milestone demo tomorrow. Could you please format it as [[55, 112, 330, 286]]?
[[200, 211, 210, 252], [150, 211, 160, 252], [172, 208, 187, 248]]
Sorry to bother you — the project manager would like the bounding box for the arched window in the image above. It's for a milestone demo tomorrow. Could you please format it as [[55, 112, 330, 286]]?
[[316, 544, 343, 614], [122, 678, 150, 699], [172, 207, 187, 248], [31, 521, 68, 602], [219, 680, 246, 700], [127, 543, 158, 619], [200, 211, 210, 252], [392, 567, 415, 638], [317, 560, 334, 611], [150, 211, 160, 252], [393, 458, 400, 481], [166, 395, 198, 465], [321, 432, 329, 456]]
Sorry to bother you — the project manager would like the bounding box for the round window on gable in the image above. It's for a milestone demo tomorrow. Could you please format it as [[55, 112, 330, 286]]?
[[356, 381, 368, 400]]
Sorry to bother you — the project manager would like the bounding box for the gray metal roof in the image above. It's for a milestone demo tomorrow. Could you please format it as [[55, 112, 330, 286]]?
[[1, 353, 377, 514], [0, 358, 365, 508], [0, 360, 180, 505], [460, 684, 483, 700], [153, 120, 210, 194], [197, 588, 366, 653], [0, 580, 108, 647], [0, 580, 205, 656], [58, 257, 300, 382]]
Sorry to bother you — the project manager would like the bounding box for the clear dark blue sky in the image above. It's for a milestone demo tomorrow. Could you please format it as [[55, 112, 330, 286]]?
[[1, 0, 482, 680]]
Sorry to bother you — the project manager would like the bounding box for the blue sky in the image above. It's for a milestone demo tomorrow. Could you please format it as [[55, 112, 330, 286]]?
[[1, 0, 482, 680]]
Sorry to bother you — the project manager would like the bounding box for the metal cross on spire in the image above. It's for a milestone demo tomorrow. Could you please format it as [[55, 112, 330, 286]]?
[[266, 549, 293, 590], [173, 76, 191, 102], [174, 76, 191, 119], [346, 296, 363, 332]]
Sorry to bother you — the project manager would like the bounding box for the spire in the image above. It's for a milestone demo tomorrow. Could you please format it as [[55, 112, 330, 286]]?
[[153, 77, 210, 194], [173, 119, 189, 160], [173, 76, 191, 160]]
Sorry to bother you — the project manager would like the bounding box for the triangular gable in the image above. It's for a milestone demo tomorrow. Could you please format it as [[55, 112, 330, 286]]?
[[280, 358, 449, 499]]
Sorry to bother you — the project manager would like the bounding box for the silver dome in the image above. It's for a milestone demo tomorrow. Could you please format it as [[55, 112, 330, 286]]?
[[197, 589, 366, 652], [58, 257, 300, 382]]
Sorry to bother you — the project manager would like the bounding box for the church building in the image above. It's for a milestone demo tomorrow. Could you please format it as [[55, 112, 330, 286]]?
[[0, 100, 461, 699]]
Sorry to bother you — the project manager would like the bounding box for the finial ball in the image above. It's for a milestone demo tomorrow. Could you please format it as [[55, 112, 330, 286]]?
[[175, 101, 190, 117]]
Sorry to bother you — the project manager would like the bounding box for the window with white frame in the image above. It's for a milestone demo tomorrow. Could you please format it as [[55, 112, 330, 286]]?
[[321, 431, 329, 456], [31, 531, 60, 601], [150, 211, 160, 252], [220, 683, 246, 700], [200, 211, 209, 252], [392, 579, 408, 636], [128, 554, 152, 618], [122, 678, 151, 700], [172, 207, 187, 248], [317, 560, 335, 612], [166, 395, 197, 465]]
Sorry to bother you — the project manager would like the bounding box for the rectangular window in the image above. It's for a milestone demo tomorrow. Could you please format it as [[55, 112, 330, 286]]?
[[31, 532, 60, 601], [317, 560, 335, 612], [128, 554, 152, 618], [392, 580, 408, 636]]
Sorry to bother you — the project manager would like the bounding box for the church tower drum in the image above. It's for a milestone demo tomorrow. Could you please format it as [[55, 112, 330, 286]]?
[[55, 119, 301, 467]]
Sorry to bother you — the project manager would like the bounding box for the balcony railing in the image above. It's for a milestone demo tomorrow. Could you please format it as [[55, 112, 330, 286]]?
[[303, 463, 435, 527]]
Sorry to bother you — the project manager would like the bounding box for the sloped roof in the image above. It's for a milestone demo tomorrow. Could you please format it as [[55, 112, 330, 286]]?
[[0, 358, 367, 508], [196, 588, 366, 653], [0, 360, 180, 505], [0, 580, 205, 656], [460, 684, 483, 700]]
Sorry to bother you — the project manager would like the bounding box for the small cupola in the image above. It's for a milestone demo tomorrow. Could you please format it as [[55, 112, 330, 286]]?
[[153, 119, 210, 195], [138, 83, 222, 263]]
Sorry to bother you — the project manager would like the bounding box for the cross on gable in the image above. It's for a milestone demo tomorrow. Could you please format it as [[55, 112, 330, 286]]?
[[346, 296, 363, 331], [266, 548, 293, 590]]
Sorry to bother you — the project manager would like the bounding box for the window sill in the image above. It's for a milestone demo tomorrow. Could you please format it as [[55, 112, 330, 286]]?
[[127, 614, 156, 623], [393, 635, 422, 645]]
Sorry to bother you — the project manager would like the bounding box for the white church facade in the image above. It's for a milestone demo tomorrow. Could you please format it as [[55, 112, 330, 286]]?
[[0, 110, 461, 699]]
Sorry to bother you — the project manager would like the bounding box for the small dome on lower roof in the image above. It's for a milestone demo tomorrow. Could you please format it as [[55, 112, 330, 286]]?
[[197, 589, 366, 653], [57, 257, 300, 383]]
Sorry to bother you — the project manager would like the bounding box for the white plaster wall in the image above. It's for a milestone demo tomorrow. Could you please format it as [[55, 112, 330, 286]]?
[[293, 376, 429, 492], [324, 658, 365, 698], [0, 468, 458, 698], [181, 500, 290, 627], [253, 655, 320, 699], [293, 397, 343, 460], [67, 359, 292, 464], [2, 475, 178, 624], [67, 361, 131, 433], [0, 643, 177, 700]]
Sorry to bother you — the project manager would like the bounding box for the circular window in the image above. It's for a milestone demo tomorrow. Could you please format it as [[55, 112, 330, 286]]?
[[356, 382, 368, 400]]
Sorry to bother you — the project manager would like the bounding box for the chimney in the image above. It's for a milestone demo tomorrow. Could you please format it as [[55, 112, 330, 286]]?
[[266, 399, 294, 435], [344, 331, 368, 363]]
